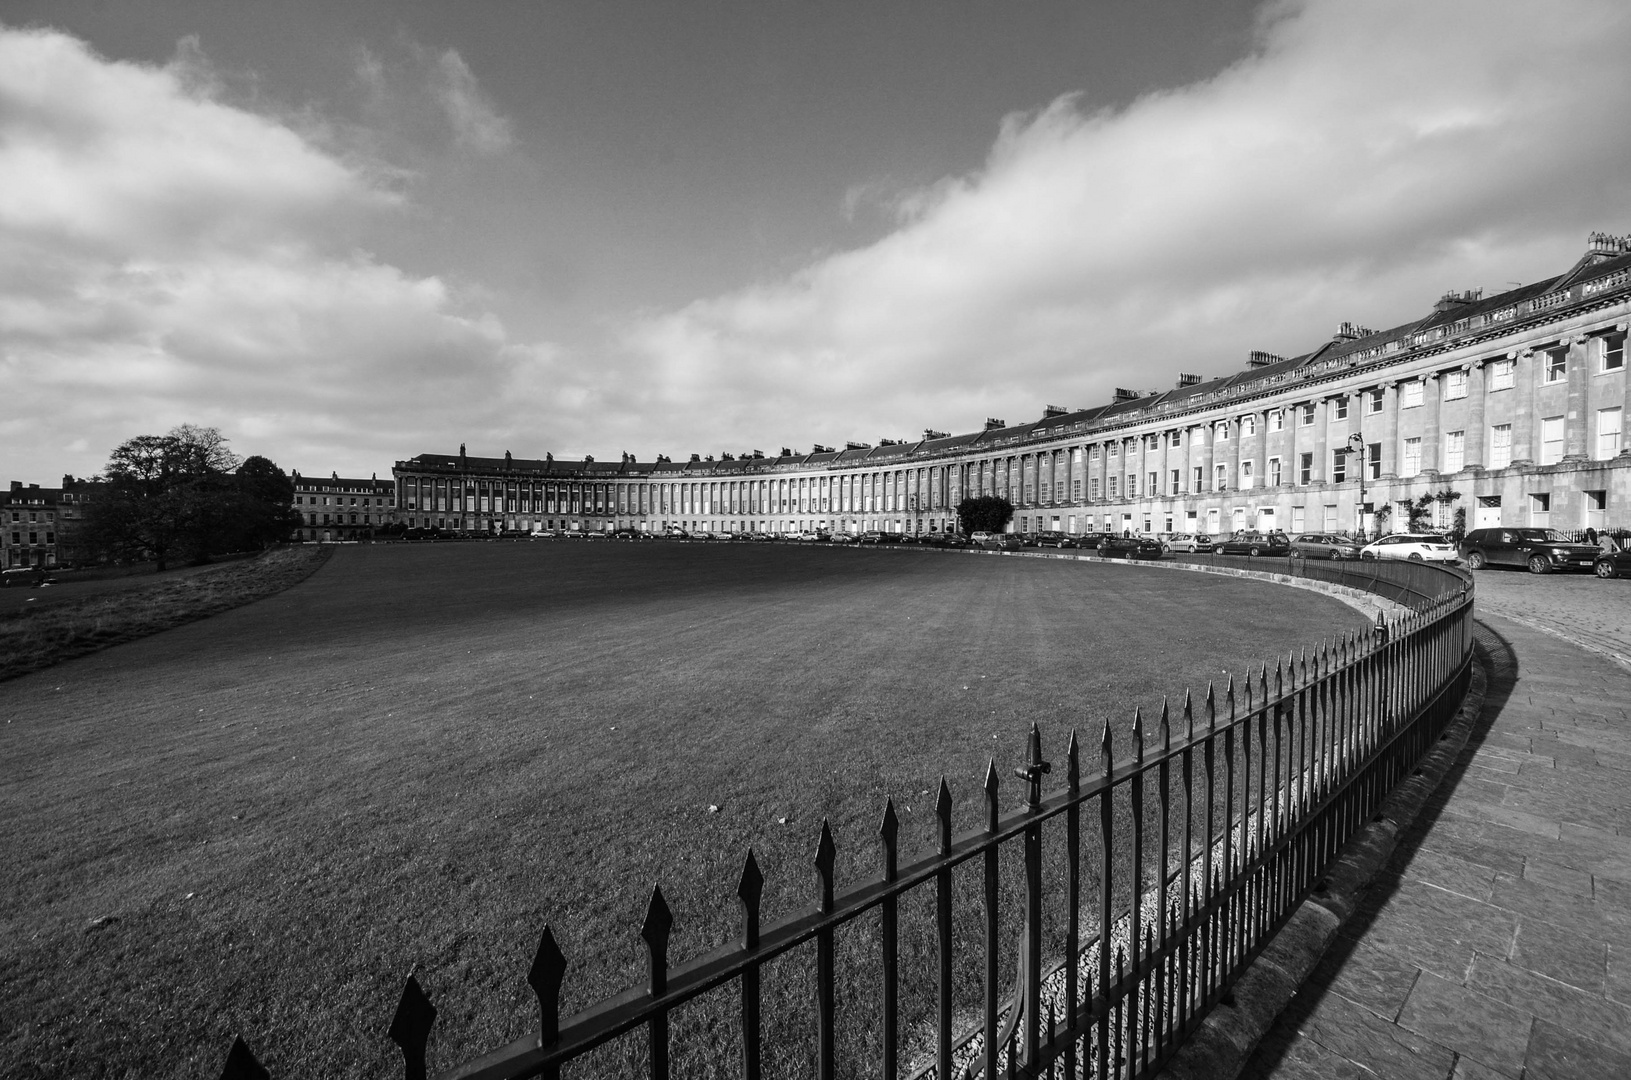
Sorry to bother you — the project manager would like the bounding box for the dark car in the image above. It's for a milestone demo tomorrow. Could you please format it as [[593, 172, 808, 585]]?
[[1458, 528, 1599, 573], [1594, 546, 1631, 578], [932, 534, 972, 548], [1216, 530, 1292, 556], [1032, 531, 1077, 549], [1096, 535, 1163, 560]]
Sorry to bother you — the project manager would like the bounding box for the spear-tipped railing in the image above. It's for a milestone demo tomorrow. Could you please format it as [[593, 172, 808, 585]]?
[[221, 561, 1474, 1079]]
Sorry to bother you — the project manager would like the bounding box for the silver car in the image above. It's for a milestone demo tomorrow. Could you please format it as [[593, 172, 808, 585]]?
[[1163, 533, 1214, 553], [1289, 532, 1361, 559]]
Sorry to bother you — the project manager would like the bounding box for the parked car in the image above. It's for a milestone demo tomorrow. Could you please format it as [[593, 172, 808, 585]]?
[[1215, 531, 1291, 556], [1097, 535, 1163, 560], [1458, 527, 1600, 573], [974, 532, 1021, 551], [1593, 547, 1631, 578], [1359, 533, 1459, 563], [1032, 531, 1077, 549], [1163, 533, 1214, 553], [828, 532, 857, 544], [932, 534, 971, 548], [1289, 533, 1361, 560]]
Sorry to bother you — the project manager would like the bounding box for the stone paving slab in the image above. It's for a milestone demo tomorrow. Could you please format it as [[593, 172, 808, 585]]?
[[1237, 611, 1631, 1080]]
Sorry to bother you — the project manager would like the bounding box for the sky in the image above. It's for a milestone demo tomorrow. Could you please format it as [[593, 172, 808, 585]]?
[[3, 0, 1631, 485]]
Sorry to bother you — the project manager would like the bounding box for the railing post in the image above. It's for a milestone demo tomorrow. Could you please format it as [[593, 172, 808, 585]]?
[[814, 820, 837, 1080], [1096, 722, 1114, 1080], [640, 886, 673, 1080], [936, 779, 955, 1080], [387, 974, 436, 1080], [1014, 723, 1050, 1072], [880, 800, 900, 1079], [737, 852, 763, 1080], [982, 760, 1001, 1080]]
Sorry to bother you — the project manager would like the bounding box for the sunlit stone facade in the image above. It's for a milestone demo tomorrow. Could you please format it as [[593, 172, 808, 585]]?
[[394, 235, 1631, 538]]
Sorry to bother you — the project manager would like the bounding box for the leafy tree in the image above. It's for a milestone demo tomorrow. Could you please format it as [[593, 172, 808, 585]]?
[[81, 426, 296, 570], [956, 495, 1014, 535]]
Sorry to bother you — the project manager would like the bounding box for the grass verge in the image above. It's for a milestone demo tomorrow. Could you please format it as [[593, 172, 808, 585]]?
[[0, 545, 331, 682]]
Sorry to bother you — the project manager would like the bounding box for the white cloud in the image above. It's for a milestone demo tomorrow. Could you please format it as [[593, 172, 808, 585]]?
[[0, 25, 551, 479], [432, 49, 515, 155], [619, 0, 1631, 455]]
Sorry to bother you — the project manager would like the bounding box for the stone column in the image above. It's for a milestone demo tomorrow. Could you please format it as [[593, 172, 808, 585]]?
[[1312, 399, 1329, 484], [1421, 375, 1441, 476], [1621, 322, 1631, 456], [1380, 384, 1399, 478], [1229, 417, 1243, 492], [1563, 334, 1590, 462], [1464, 362, 1486, 470], [1511, 349, 1536, 466]]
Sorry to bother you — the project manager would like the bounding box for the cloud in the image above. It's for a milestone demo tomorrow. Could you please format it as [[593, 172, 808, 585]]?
[[621, 0, 1631, 455], [432, 49, 515, 155], [0, 24, 551, 479]]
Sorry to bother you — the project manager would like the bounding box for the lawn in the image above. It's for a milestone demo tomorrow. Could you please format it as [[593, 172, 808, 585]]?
[[0, 541, 1364, 1078]]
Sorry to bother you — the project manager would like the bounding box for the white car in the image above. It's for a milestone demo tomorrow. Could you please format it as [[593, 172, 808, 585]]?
[[1359, 533, 1459, 563]]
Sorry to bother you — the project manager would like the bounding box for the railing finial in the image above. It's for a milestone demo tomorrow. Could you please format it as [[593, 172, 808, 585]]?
[[1132, 707, 1145, 763], [737, 851, 763, 949], [983, 759, 1001, 831], [641, 885, 674, 997], [1065, 728, 1080, 793], [220, 1035, 269, 1080], [387, 974, 436, 1080], [814, 818, 837, 914], [527, 926, 567, 1045], [879, 799, 900, 882], [936, 778, 954, 854]]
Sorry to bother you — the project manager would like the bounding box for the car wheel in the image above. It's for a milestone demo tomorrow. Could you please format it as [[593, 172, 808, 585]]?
[[1408, 552, 1424, 562], [1361, 551, 1375, 560], [1249, 546, 1262, 557], [1466, 551, 1485, 570], [1527, 555, 1550, 575], [1329, 550, 1343, 560], [1595, 560, 1617, 579]]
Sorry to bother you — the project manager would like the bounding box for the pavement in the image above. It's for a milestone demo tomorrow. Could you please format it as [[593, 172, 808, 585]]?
[[1238, 570, 1631, 1080]]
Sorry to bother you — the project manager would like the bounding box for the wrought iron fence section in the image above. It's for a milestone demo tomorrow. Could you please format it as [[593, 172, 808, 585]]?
[[221, 560, 1475, 1080]]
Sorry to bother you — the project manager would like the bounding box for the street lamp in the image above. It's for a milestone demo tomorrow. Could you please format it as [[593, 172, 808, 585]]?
[[1346, 432, 1367, 540]]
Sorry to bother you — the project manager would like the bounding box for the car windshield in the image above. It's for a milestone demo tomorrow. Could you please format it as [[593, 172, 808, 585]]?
[[1513, 528, 1572, 542]]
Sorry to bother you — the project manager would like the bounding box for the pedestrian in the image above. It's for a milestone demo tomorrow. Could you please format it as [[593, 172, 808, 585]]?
[[1585, 527, 1599, 547], [1600, 530, 1620, 554]]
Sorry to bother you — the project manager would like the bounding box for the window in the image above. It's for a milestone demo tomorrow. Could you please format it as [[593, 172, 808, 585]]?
[[1333, 397, 1349, 420], [1090, 477, 1100, 500], [1490, 359, 1515, 390], [1540, 416, 1564, 465], [1147, 471, 1158, 495], [1490, 423, 1512, 468], [1324, 504, 1339, 530], [1291, 506, 1306, 531], [1192, 466, 1204, 491], [1544, 348, 1567, 383], [1170, 430, 1183, 449], [1214, 464, 1227, 491], [1217, 421, 1230, 441], [1241, 459, 1254, 486], [1331, 449, 1347, 483], [1073, 479, 1082, 501], [1108, 443, 1119, 460], [1126, 474, 1137, 498], [1268, 457, 1282, 486], [1529, 492, 1550, 527], [1445, 430, 1465, 472], [1108, 476, 1118, 498], [1368, 388, 1384, 414], [1241, 416, 1255, 437], [1598, 407, 1623, 459], [1269, 410, 1284, 432], [1402, 437, 1422, 475], [1443, 370, 1468, 399], [1298, 452, 1313, 484], [1170, 469, 1181, 495], [1299, 403, 1315, 426], [1401, 381, 1424, 408], [1603, 335, 1626, 372]]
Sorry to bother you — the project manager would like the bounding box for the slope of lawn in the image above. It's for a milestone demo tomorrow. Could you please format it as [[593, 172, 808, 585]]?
[[0, 541, 1364, 1078]]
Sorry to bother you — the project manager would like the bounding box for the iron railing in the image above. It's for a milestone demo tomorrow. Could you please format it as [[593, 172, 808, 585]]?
[[222, 560, 1474, 1080]]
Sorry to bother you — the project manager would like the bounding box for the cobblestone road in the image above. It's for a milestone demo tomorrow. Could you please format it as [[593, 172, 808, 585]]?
[[1468, 566, 1631, 670]]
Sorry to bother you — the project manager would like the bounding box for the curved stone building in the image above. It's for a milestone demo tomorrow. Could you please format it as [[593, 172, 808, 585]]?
[[394, 234, 1631, 538]]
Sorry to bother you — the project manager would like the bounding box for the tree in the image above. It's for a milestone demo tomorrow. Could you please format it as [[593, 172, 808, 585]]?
[[81, 426, 295, 570], [956, 495, 1014, 535]]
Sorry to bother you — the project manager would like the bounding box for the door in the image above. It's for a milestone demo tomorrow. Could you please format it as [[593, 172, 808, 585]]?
[[1475, 496, 1501, 530]]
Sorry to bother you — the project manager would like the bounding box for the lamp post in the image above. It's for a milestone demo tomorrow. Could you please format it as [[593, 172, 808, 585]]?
[[1347, 432, 1367, 540]]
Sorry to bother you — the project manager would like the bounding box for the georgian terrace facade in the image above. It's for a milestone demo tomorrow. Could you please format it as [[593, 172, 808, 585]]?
[[393, 234, 1631, 540]]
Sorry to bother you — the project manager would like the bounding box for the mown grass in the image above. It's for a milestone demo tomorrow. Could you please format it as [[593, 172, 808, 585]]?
[[0, 546, 331, 683], [0, 542, 1363, 1078]]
